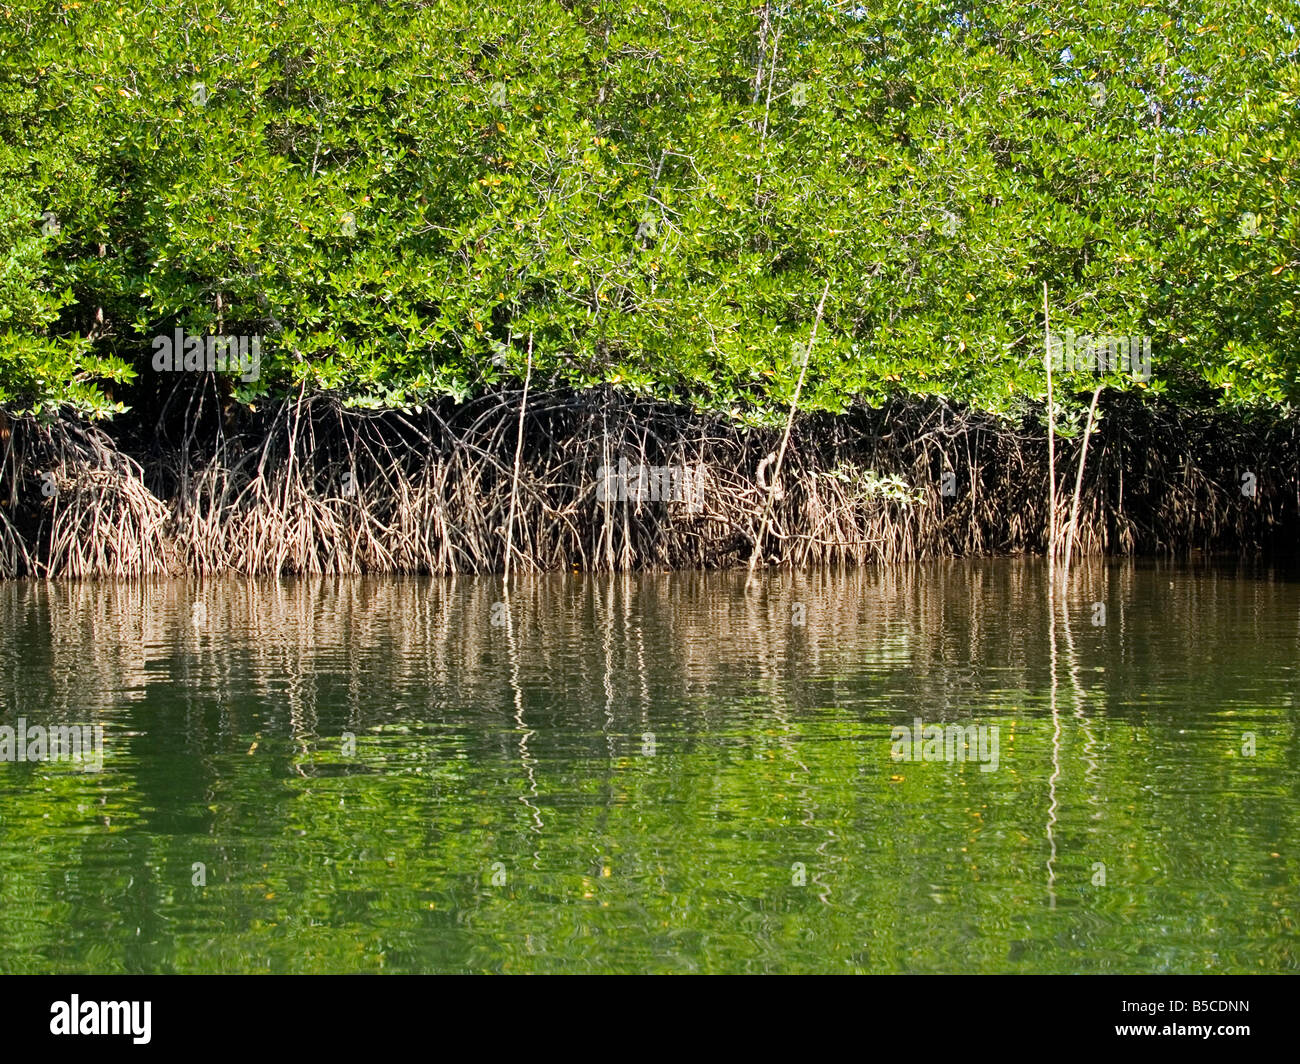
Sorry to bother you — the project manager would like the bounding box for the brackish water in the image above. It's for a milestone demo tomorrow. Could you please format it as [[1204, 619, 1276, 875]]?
[[0, 559, 1296, 973]]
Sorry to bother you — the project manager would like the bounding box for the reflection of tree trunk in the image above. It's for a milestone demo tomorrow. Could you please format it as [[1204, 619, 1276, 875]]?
[[1046, 561, 1060, 909], [759, 570, 832, 905], [504, 579, 543, 840], [1059, 569, 1100, 797]]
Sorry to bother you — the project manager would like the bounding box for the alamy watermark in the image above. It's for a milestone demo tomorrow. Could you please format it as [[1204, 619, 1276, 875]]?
[[595, 457, 706, 513], [1047, 328, 1151, 382], [890, 717, 1000, 772], [152, 328, 261, 382], [50, 996, 150, 1044], [0, 718, 103, 771]]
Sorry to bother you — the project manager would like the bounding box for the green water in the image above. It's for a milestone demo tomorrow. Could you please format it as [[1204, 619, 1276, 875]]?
[[0, 560, 1296, 973]]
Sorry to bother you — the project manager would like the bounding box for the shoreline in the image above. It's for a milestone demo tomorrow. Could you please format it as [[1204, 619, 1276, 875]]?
[[2, 388, 1296, 580]]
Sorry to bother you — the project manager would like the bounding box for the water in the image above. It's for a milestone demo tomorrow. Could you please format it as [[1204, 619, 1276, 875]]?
[[0, 560, 1296, 973]]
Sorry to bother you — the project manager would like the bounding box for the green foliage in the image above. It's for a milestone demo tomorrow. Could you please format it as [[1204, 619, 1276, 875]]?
[[0, 147, 125, 416], [0, 0, 1295, 418]]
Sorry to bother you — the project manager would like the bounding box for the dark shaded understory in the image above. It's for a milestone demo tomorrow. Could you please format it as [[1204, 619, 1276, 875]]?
[[1, 388, 1296, 578]]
